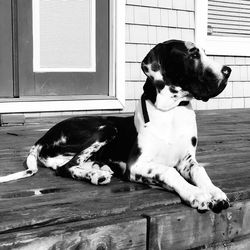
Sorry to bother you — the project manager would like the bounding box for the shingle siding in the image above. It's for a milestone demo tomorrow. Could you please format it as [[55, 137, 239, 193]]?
[[125, 0, 250, 110]]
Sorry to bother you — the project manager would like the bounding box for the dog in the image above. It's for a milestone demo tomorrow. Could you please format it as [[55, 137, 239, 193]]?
[[0, 40, 231, 212]]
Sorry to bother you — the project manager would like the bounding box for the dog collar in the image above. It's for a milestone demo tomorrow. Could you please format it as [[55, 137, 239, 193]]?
[[178, 101, 190, 106], [141, 94, 190, 123], [141, 94, 150, 123]]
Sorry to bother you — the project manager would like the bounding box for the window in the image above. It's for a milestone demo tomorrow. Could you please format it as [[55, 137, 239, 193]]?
[[33, 0, 96, 72], [195, 0, 250, 56]]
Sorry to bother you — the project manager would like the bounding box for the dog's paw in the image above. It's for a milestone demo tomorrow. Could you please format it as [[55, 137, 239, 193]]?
[[207, 186, 230, 213], [70, 162, 113, 185], [90, 164, 114, 185], [183, 186, 212, 212]]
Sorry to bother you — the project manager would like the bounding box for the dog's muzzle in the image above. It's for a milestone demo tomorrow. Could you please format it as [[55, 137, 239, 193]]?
[[199, 65, 232, 102]]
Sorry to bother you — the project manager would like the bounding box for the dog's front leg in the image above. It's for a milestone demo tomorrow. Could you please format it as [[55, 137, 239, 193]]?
[[176, 154, 230, 212], [129, 161, 213, 211]]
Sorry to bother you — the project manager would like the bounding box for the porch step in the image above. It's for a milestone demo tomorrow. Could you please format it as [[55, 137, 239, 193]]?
[[145, 197, 250, 250], [0, 198, 249, 249]]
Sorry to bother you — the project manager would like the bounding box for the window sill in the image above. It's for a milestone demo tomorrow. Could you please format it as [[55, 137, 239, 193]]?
[[0, 98, 124, 113]]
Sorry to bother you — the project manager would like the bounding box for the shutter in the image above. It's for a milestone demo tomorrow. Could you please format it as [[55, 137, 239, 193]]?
[[207, 0, 250, 37]]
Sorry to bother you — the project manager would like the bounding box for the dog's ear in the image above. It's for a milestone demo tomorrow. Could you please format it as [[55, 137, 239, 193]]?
[[141, 43, 167, 102], [141, 43, 165, 86]]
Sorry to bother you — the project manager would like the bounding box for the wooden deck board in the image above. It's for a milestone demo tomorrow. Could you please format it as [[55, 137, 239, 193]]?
[[0, 109, 249, 249]]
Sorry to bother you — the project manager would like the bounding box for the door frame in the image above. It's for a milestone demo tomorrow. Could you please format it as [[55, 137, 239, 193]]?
[[0, 0, 125, 113]]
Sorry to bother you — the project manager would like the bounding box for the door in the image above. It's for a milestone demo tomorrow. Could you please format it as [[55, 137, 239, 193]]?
[[0, 0, 13, 98], [1, 0, 110, 98]]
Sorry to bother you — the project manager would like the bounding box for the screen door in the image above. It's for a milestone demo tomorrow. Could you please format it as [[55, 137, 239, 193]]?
[[18, 0, 109, 97]]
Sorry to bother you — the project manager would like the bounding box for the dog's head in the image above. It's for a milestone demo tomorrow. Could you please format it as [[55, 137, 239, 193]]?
[[141, 40, 231, 108]]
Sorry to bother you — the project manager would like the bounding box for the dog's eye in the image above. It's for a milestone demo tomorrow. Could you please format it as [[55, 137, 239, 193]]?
[[191, 52, 200, 59]]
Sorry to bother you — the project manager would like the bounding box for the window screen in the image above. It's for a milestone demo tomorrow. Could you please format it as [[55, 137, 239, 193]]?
[[33, 0, 96, 72], [207, 0, 250, 37]]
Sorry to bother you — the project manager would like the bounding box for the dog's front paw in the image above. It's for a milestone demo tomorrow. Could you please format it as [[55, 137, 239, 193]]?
[[207, 186, 230, 213], [183, 187, 212, 212]]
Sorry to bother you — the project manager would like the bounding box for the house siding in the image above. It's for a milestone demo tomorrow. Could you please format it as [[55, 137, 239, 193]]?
[[124, 0, 250, 112]]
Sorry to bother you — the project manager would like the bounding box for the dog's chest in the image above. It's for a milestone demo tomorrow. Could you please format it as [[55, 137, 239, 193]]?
[[135, 103, 197, 165]]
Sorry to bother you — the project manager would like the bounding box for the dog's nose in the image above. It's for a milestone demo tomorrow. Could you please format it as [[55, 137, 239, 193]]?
[[221, 66, 231, 78]]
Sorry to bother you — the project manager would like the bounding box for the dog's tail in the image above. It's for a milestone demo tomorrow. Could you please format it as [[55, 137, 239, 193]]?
[[0, 144, 41, 183]]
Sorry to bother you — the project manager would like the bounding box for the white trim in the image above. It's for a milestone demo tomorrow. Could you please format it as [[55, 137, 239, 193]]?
[[0, 99, 123, 113], [31, 67, 97, 73], [195, 0, 250, 56], [32, 0, 40, 71], [32, 0, 96, 72], [113, 0, 126, 107], [0, 0, 125, 113]]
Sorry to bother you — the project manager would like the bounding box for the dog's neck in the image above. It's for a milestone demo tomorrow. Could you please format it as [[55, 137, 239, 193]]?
[[141, 94, 191, 123]]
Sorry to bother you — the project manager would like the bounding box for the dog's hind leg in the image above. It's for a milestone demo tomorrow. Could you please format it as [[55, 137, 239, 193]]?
[[56, 141, 113, 185], [56, 141, 114, 185], [56, 125, 117, 185]]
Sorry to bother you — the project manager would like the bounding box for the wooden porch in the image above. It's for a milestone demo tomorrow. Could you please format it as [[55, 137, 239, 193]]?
[[0, 109, 249, 250]]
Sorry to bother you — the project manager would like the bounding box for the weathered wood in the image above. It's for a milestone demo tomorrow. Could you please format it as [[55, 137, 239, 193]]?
[[0, 109, 249, 249], [146, 199, 250, 250], [0, 216, 146, 250], [205, 235, 250, 250], [0, 114, 25, 126], [0, 179, 180, 234]]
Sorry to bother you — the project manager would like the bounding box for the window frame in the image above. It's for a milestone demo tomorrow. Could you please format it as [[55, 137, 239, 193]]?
[[0, 0, 125, 113], [195, 0, 250, 56]]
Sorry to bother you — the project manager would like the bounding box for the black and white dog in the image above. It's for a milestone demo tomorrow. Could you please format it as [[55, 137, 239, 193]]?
[[0, 40, 232, 212]]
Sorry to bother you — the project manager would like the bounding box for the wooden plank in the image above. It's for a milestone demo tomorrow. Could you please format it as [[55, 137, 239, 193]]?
[[0, 108, 249, 249], [146, 199, 250, 250], [206, 235, 250, 250], [0, 216, 147, 250], [0, 179, 180, 234], [0, 114, 25, 126]]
